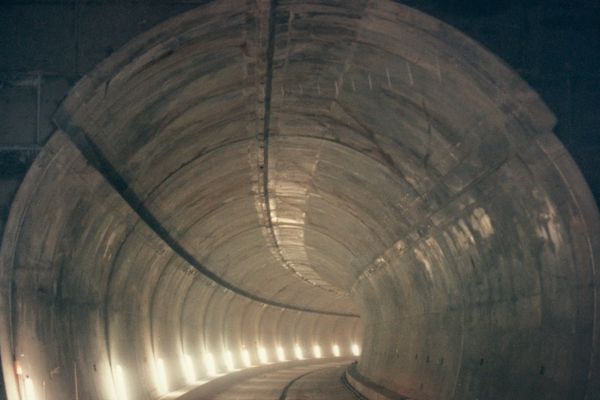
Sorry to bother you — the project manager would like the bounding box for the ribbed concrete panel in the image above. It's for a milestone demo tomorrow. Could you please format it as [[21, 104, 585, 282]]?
[[0, 1, 598, 400], [0, 133, 359, 399]]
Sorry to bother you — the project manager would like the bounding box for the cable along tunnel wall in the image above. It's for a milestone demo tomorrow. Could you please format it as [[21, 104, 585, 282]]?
[[1, 1, 599, 400]]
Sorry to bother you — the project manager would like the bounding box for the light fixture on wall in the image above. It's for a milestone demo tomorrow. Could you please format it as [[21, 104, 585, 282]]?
[[24, 376, 36, 400], [313, 345, 322, 358], [257, 346, 269, 364], [114, 365, 128, 400], [332, 344, 341, 357], [154, 358, 168, 394], [294, 344, 304, 360], [241, 348, 252, 368]]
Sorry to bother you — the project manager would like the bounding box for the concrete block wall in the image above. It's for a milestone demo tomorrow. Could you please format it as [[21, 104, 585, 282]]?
[[0, 1, 598, 399]]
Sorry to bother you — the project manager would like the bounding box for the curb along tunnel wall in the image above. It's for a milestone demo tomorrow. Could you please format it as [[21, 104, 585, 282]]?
[[0, 1, 599, 399]]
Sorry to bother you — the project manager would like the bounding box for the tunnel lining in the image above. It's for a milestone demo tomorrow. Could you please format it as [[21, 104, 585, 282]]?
[[1, 1, 599, 399], [59, 123, 357, 317]]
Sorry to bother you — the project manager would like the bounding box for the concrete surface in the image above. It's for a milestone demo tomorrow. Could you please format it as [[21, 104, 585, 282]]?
[[0, 1, 599, 400]]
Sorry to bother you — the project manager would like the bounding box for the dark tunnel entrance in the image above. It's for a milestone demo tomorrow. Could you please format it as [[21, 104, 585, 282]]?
[[0, 1, 599, 399]]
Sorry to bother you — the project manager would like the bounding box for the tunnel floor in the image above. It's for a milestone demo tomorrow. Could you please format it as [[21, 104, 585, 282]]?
[[175, 358, 361, 400]]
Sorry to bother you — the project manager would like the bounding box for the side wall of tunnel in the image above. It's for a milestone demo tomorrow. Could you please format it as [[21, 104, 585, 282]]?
[[0, 1, 599, 400], [0, 132, 362, 400], [266, 2, 599, 398], [354, 130, 600, 399]]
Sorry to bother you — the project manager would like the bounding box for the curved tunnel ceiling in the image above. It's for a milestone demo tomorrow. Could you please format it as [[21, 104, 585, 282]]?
[[1, 0, 599, 399]]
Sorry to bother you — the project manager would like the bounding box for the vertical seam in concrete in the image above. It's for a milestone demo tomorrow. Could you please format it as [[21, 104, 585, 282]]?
[[256, 0, 340, 293], [260, 0, 278, 248], [178, 274, 198, 359]]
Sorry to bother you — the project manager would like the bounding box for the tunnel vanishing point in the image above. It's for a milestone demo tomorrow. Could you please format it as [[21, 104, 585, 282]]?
[[0, 1, 599, 399]]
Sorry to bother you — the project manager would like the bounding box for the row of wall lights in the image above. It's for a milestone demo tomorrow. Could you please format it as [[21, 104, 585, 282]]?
[[20, 343, 361, 400], [144, 343, 361, 397]]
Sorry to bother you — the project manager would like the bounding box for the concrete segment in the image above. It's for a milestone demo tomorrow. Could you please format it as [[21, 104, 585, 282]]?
[[0, 1, 598, 400]]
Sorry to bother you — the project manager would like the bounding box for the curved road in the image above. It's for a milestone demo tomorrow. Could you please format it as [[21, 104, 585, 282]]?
[[178, 359, 365, 400]]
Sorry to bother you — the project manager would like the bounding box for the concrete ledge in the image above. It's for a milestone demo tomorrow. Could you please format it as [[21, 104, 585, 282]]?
[[345, 362, 410, 400]]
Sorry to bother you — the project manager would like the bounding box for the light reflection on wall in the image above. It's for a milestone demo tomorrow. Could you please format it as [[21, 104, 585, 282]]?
[[257, 346, 269, 364], [332, 344, 341, 357], [223, 350, 235, 371], [313, 345, 322, 358], [276, 346, 286, 362], [294, 344, 304, 360], [114, 365, 128, 400], [241, 348, 252, 368], [110, 340, 359, 398], [181, 354, 196, 384], [24, 376, 36, 400], [203, 353, 217, 376], [154, 357, 169, 394]]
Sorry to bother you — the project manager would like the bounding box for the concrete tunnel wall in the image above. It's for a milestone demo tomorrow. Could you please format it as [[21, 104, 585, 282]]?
[[0, 1, 599, 399]]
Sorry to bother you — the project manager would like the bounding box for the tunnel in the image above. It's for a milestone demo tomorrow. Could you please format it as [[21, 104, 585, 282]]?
[[0, 0, 599, 399]]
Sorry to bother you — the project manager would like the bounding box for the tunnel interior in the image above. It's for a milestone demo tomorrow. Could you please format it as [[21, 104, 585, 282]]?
[[0, 1, 599, 399]]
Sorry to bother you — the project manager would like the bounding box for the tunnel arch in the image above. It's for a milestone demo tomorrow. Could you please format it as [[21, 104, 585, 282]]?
[[1, 0, 599, 399]]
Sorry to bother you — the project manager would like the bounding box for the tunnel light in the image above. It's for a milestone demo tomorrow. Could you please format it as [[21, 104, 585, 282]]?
[[294, 344, 304, 360], [15, 360, 23, 376], [276, 346, 286, 362], [203, 353, 217, 376], [257, 346, 269, 364], [154, 357, 169, 394], [114, 365, 128, 400], [104, 369, 119, 400], [181, 354, 196, 384], [332, 344, 341, 357], [241, 348, 252, 368], [223, 351, 235, 371], [24, 376, 36, 400], [313, 345, 322, 358], [351, 344, 361, 356]]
